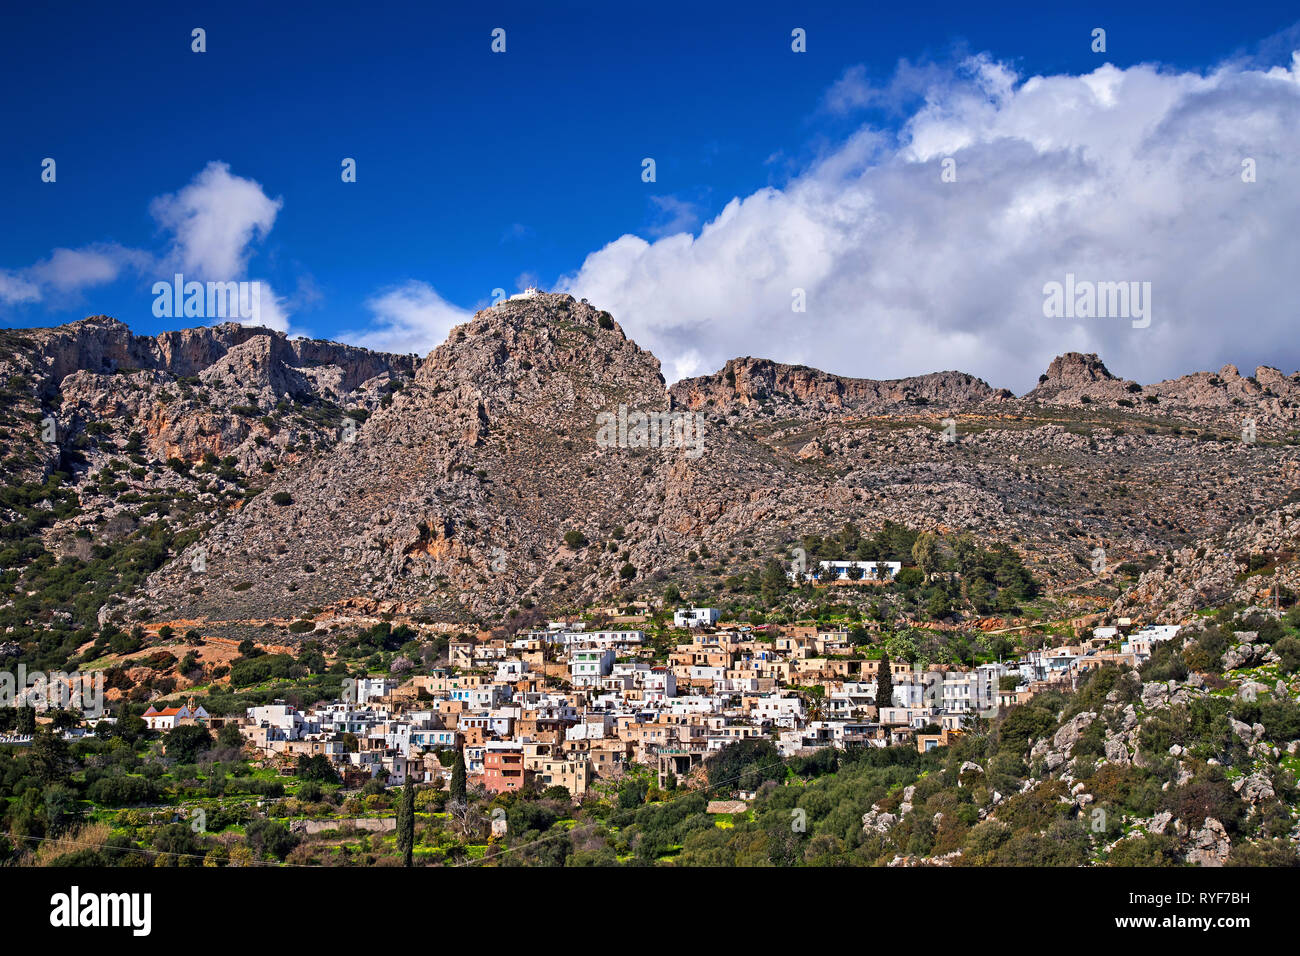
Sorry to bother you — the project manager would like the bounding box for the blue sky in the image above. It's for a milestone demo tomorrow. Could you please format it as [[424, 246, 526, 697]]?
[[2, 2, 1299, 390]]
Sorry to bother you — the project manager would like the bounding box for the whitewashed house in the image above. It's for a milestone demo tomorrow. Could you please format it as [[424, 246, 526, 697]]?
[[674, 607, 720, 628], [571, 648, 615, 687]]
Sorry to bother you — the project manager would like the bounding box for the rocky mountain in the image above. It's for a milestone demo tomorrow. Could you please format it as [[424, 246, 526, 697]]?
[[669, 356, 1011, 416], [18, 315, 414, 389], [4, 295, 1300, 644], [120, 294, 675, 626], [0, 317, 416, 482], [1026, 351, 1300, 430]]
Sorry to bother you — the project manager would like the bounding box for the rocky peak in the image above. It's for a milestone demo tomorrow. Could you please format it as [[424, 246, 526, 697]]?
[[420, 293, 662, 394], [1039, 352, 1116, 386], [1254, 366, 1288, 389], [669, 356, 1008, 415], [1022, 352, 1143, 407], [127, 292, 675, 625]]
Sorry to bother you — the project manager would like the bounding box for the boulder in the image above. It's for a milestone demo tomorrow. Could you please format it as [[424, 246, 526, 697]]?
[[862, 809, 898, 834], [1222, 642, 1269, 671], [1184, 818, 1230, 867], [1232, 772, 1275, 805], [1118, 704, 1138, 732], [1052, 711, 1097, 752], [1228, 718, 1265, 746]]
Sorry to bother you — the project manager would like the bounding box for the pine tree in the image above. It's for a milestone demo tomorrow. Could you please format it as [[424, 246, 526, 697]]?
[[761, 558, 788, 605], [30, 726, 71, 784], [397, 776, 416, 867], [912, 532, 940, 581], [876, 651, 893, 711], [451, 751, 467, 804]]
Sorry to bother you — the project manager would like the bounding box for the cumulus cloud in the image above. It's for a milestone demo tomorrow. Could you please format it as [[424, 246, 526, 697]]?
[[150, 161, 282, 279], [647, 196, 704, 238], [561, 50, 1300, 392], [1, 162, 299, 333], [147, 162, 297, 333], [341, 280, 473, 356]]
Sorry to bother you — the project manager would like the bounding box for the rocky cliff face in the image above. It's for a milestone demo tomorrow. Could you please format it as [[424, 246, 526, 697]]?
[[14, 315, 415, 392], [1113, 499, 1300, 622], [0, 316, 416, 477]]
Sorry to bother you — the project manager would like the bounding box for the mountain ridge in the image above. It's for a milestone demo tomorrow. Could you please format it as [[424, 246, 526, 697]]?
[[9, 309, 1300, 419], [3, 293, 1300, 640]]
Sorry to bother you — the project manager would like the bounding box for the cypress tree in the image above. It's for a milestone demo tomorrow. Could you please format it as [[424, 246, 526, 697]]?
[[451, 750, 467, 804], [876, 651, 893, 711], [397, 776, 416, 867]]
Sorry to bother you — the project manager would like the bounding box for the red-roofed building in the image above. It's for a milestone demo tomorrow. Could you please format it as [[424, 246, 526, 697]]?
[[142, 699, 209, 731]]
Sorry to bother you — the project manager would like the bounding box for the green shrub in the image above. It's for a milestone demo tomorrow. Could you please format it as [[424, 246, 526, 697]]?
[[1274, 636, 1300, 675]]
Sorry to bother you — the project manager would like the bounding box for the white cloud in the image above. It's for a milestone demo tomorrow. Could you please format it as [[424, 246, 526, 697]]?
[[147, 163, 299, 333], [0, 162, 300, 334], [561, 51, 1300, 392], [341, 280, 473, 356], [647, 196, 703, 238], [27, 244, 145, 290], [246, 280, 292, 334], [150, 161, 282, 280], [0, 270, 41, 305], [822, 59, 953, 116], [0, 243, 148, 306]]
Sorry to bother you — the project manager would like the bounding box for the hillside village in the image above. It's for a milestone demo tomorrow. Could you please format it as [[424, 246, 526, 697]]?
[[150, 609, 1186, 797]]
